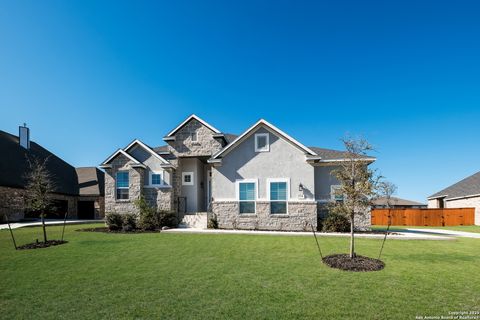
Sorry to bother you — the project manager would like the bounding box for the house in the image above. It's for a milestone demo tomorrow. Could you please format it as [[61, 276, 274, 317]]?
[[428, 171, 480, 225], [0, 126, 105, 222], [372, 197, 426, 209], [100, 115, 376, 231]]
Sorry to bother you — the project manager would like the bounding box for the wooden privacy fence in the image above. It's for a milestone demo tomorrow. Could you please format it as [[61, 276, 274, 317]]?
[[371, 208, 475, 226]]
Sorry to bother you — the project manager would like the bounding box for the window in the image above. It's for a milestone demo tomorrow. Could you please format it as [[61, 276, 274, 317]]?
[[191, 132, 197, 142], [331, 185, 344, 202], [238, 181, 256, 214], [269, 179, 288, 214], [255, 133, 269, 152], [116, 171, 129, 200], [182, 172, 194, 186], [151, 171, 163, 186]]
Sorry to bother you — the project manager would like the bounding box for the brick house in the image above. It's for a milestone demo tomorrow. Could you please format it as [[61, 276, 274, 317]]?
[[100, 115, 375, 231], [0, 126, 105, 222]]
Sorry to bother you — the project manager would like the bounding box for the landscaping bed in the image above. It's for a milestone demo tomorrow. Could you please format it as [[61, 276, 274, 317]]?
[[17, 240, 68, 250], [322, 253, 385, 272]]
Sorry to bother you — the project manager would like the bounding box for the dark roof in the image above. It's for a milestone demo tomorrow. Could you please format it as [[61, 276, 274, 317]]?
[[224, 133, 238, 144], [429, 171, 480, 200], [308, 147, 374, 161], [153, 145, 169, 153], [76, 167, 104, 196], [0, 130, 79, 195], [373, 196, 426, 207]]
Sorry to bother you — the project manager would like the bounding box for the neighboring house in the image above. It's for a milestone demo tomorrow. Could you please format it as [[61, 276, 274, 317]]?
[[372, 197, 427, 209], [0, 126, 105, 222], [100, 115, 375, 231], [428, 171, 480, 225]]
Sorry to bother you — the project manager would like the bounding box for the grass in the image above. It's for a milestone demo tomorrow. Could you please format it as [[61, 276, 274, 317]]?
[[1, 223, 479, 319], [372, 225, 480, 233]]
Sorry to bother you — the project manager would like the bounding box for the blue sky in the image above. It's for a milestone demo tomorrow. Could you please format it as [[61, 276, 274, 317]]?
[[1, 0, 479, 202]]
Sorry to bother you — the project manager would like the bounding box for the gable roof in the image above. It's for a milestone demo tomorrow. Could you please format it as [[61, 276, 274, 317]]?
[[428, 171, 480, 200], [100, 149, 146, 168], [165, 114, 221, 138], [76, 167, 105, 196], [124, 139, 170, 164], [211, 119, 317, 160], [373, 196, 425, 207], [0, 130, 78, 195]]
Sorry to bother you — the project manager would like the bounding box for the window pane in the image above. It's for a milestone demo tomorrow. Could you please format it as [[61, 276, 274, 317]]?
[[116, 171, 129, 188], [270, 182, 287, 200], [116, 188, 129, 200], [257, 136, 267, 149], [152, 174, 161, 185], [184, 174, 191, 183], [240, 201, 255, 214], [271, 202, 287, 214], [239, 183, 255, 201]]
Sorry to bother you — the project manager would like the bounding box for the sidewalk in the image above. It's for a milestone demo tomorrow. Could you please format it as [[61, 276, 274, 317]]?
[[0, 219, 101, 230], [399, 228, 480, 239]]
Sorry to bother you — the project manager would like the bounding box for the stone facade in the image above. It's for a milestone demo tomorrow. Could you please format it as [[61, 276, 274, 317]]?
[[104, 154, 145, 214], [166, 118, 223, 157], [0, 185, 103, 222], [212, 201, 317, 231], [143, 187, 174, 212]]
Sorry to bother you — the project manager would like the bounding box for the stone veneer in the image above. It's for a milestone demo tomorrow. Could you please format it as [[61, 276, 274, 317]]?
[[212, 201, 317, 231], [104, 154, 145, 214], [166, 118, 223, 157], [143, 187, 174, 211], [0, 185, 103, 222]]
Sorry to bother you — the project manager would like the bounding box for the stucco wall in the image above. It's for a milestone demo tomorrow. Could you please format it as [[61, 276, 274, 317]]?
[[314, 166, 341, 201], [212, 127, 314, 201], [445, 197, 480, 225], [180, 158, 205, 212]]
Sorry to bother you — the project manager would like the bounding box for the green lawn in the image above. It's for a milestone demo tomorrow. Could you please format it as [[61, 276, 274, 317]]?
[[1, 224, 479, 319], [372, 225, 480, 233]]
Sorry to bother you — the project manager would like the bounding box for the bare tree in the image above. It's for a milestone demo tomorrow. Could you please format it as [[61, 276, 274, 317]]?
[[375, 180, 397, 259], [24, 157, 55, 243], [331, 137, 378, 258]]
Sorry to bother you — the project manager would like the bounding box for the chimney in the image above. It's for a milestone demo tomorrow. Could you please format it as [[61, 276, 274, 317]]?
[[19, 123, 30, 149]]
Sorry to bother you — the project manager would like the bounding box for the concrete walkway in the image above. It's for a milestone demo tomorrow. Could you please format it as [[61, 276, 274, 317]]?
[[391, 228, 480, 239], [163, 228, 453, 240], [0, 219, 101, 230]]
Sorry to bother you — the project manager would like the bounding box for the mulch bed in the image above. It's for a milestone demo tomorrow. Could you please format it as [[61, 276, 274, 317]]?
[[76, 227, 161, 234], [17, 240, 68, 250], [322, 254, 385, 272]]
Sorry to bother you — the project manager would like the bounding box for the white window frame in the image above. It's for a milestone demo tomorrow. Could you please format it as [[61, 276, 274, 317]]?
[[182, 172, 194, 186], [254, 133, 269, 152], [267, 178, 290, 214], [115, 171, 129, 200], [149, 171, 164, 187], [331, 185, 344, 202], [235, 179, 258, 214]]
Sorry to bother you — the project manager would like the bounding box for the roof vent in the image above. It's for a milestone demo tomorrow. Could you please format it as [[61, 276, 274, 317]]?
[[19, 123, 30, 150]]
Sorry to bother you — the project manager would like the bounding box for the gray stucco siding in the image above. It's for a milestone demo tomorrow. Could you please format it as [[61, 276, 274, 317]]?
[[314, 166, 341, 201], [128, 145, 171, 186], [212, 127, 314, 201]]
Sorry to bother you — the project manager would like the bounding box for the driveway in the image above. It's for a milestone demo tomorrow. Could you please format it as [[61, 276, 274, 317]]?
[[0, 219, 100, 230]]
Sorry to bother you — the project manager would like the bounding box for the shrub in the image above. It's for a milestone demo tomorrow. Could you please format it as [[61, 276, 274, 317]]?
[[158, 210, 177, 228], [105, 212, 123, 231], [134, 196, 158, 230], [207, 213, 218, 229], [322, 212, 350, 233], [122, 213, 137, 231]]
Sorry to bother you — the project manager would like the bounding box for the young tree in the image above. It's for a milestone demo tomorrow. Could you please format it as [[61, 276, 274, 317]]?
[[24, 157, 55, 243], [331, 137, 378, 258]]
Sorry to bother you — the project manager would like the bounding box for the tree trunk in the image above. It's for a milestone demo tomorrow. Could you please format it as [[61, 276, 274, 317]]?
[[41, 211, 48, 243], [350, 213, 355, 258]]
